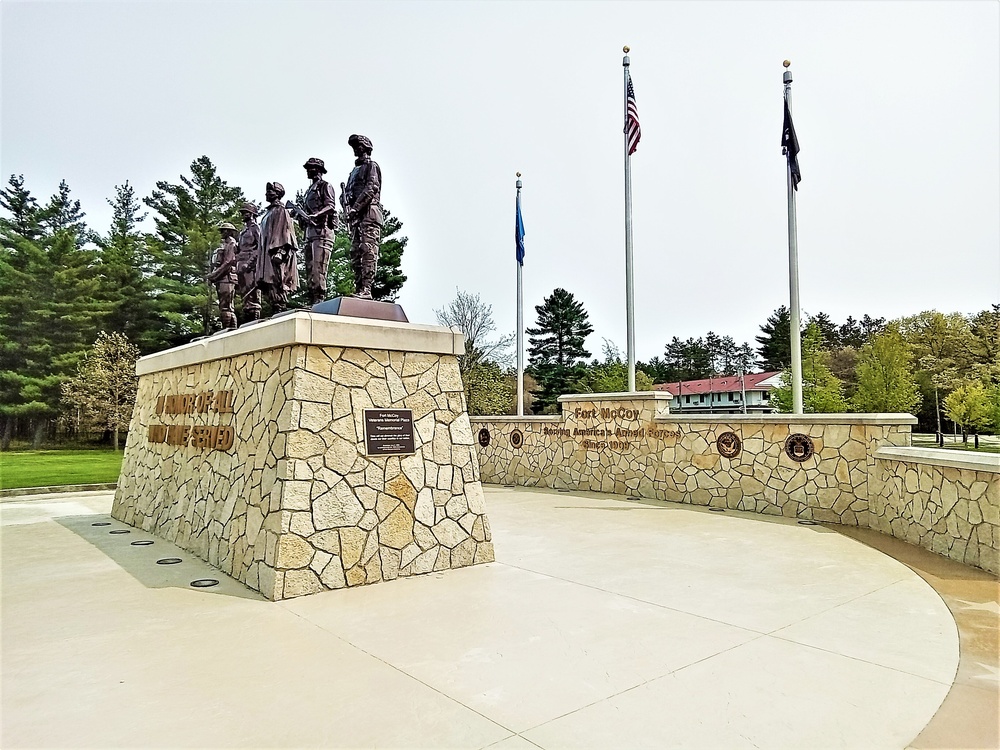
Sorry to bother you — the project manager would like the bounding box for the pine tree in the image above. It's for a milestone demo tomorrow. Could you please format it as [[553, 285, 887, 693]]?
[[526, 288, 593, 413], [144, 156, 245, 344], [96, 182, 158, 351], [0, 175, 42, 241], [807, 312, 841, 349], [0, 233, 52, 448], [756, 305, 793, 371], [39, 180, 89, 245], [373, 211, 408, 301], [329, 208, 409, 301], [0, 176, 102, 447], [663, 337, 711, 381]]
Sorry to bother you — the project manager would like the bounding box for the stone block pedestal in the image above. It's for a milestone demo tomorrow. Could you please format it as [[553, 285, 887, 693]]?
[[113, 312, 494, 600]]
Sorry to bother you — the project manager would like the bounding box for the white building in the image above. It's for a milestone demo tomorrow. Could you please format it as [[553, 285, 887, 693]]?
[[654, 372, 782, 414]]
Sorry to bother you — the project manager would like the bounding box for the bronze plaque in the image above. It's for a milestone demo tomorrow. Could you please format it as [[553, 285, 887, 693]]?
[[716, 431, 742, 458], [785, 433, 815, 462], [510, 429, 524, 449], [363, 409, 415, 456], [478, 428, 491, 447]]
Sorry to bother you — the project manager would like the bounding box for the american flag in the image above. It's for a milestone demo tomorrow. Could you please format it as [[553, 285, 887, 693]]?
[[625, 71, 641, 156]]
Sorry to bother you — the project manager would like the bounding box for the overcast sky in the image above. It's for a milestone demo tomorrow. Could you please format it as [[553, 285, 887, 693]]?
[[3, 0, 998, 361]]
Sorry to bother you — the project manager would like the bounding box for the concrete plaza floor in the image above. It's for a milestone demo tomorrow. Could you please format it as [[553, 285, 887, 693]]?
[[2, 486, 997, 749]]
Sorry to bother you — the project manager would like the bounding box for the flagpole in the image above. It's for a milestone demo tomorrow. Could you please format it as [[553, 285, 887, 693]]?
[[784, 60, 803, 414], [623, 46, 636, 393], [516, 173, 524, 417]]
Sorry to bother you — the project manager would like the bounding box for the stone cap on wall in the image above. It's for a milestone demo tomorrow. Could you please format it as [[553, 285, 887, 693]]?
[[558, 392, 674, 403], [655, 413, 918, 425], [469, 416, 563, 423], [136, 312, 465, 376], [875, 446, 1000, 473]]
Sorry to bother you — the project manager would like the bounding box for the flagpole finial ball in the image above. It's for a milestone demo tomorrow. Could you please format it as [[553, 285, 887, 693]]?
[[783, 60, 791, 68], [516, 172, 521, 178], [623, 45, 630, 53]]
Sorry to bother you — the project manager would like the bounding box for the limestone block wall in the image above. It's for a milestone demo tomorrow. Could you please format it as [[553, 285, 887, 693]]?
[[472, 394, 914, 525], [871, 448, 999, 574], [114, 314, 494, 600]]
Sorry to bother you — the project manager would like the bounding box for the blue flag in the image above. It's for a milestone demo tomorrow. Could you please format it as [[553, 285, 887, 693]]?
[[515, 191, 525, 265]]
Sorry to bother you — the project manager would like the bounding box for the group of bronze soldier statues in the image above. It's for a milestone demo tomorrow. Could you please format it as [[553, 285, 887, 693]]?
[[207, 134, 383, 329]]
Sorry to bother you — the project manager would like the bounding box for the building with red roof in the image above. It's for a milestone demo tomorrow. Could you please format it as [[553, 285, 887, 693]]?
[[654, 372, 782, 414]]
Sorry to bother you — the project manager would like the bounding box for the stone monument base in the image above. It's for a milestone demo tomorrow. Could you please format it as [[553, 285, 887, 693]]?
[[113, 312, 493, 600]]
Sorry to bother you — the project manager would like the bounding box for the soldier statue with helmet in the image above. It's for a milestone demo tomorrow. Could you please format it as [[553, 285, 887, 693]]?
[[207, 221, 239, 330], [342, 134, 383, 300], [298, 157, 338, 305], [235, 202, 262, 324]]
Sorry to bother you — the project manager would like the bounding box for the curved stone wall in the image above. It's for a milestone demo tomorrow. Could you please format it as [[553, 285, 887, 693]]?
[[472, 394, 912, 524], [872, 448, 999, 574], [471, 392, 998, 574]]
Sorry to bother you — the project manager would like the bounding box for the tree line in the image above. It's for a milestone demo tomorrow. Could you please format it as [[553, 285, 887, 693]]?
[[3, 164, 996, 447], [0, 161, 408, 448], [441, 288, 999, 439]]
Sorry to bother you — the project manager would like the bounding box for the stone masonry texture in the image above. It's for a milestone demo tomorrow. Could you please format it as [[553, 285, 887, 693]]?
[[471, 394, 998, 576], [871, 456, 999, 574], [114, 343, 494, 600]]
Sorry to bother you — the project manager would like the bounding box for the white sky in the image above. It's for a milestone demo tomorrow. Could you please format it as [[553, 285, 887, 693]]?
[[3, 0, 998, 361]]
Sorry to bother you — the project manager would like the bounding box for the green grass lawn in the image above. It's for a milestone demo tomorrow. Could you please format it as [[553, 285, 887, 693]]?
[[0, 449, 124, 490], [911, 434, 1000, 454]]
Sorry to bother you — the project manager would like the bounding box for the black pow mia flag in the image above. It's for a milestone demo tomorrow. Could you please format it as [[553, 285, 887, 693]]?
[[782, 99, 801, 190]]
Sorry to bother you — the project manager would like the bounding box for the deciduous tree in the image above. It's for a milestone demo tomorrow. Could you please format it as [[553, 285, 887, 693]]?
[[898, 311, 973, 433], [435, 289, 514, 411], [851, 325, 922, 413], [770, 323, 848, 413], [944, 380, 991, 441], [60, 331, 139, 449], [576, 341, 653, 394]]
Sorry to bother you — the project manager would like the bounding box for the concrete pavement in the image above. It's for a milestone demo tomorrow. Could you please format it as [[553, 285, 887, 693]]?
[[2, 486, 994, 749]]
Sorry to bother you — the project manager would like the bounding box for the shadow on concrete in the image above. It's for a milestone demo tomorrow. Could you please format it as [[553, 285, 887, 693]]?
[[549, 489, 844, 533], [55, 513, 263, 601]]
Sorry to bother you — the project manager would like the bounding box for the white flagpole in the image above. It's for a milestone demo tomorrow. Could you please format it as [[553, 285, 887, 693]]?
[[623, 46, 636, 393], [516, 173, 524, 417], [784, 60, 803, 414]]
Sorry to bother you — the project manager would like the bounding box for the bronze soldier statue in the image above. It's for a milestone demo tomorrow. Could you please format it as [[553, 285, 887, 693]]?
[[298, 158, 338, 306], [236, 202, 262, 324], [257, 182, 299, 314], [343, 134, 383, 299], [207, 222, 239, 330]]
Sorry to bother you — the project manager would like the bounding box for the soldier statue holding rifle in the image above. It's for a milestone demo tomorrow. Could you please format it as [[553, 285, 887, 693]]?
[[342, 134, 383, 300], [207, 222, 239, 330], [236, 202, 262, 324], [292, 157, 338, 306]]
